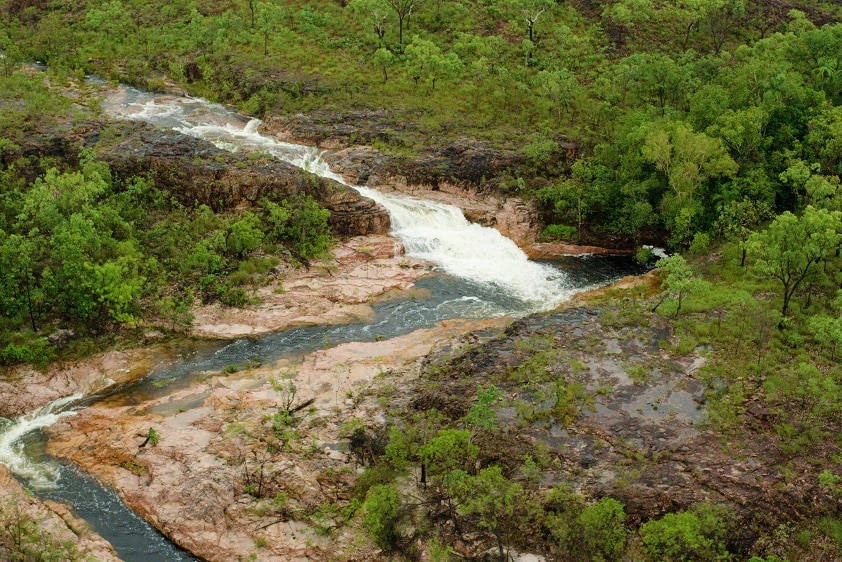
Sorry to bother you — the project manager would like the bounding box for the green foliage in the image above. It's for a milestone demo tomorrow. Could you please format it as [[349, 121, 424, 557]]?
[[448, 465, 525, 556], [639, 503, 733, 561], [261, 196, 332, 260], [748, 206, 842, 316], [0, 337, 56, 366], [361, 484, 402, 550], [577, 498, 627, 561], [653, 254, 707, 317], [420, 429, 478, 479], [0, 498, 86, 561], [463, 385, 502, 431], [541, 224, 577, 242]]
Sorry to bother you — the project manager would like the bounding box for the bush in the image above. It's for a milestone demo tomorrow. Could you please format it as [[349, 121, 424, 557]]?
[[541, 223, 577, 242], [220, 286, 249, 307], [0, 338, 56, 366], [639, 503, 733, 561], [577, 498, 627, 561], [361, 484, 402, 550]]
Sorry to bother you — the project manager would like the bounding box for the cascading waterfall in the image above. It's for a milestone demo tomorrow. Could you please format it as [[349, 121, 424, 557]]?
[[102, 87, 575, 311], [0, 84, 645, 561], [0, 394, 82, 489]]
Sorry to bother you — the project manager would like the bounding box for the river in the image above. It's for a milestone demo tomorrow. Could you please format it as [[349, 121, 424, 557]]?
[[0, 86, 645, 560]]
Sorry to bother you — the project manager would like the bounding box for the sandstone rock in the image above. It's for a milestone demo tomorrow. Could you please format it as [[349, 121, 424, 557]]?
[[0, 347, 168, 417], [46, 317, 507, 562], [0, 465, 120, 561], [190, 234, 429, 338]]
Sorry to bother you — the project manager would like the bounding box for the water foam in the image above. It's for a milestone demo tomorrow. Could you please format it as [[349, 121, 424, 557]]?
[[104, 87, 574, 312], [0, 394, 84, 488]]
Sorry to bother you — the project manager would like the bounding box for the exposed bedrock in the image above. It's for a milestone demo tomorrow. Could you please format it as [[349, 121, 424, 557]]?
[[262, 112, 584, 248], [13, 120, 391, 236]]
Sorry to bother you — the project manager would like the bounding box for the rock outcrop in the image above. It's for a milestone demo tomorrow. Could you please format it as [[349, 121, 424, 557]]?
[[46, 317, 509, 562], [261, 114, 582, 248], [0, 465, 120, 561], [14, 120, 391, 237], [409, 304, 832, 554], [322, 144, 546, 246]]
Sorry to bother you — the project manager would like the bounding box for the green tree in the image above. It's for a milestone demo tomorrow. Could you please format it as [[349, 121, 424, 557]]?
[[615, 54, 695, 115], [0, 233, 41, 331], [577, 498, 627, 561], [716, 198, 773, 266], [383, 0, 422, 45], [361, 484, 402, 550], [449, 466, 525, 560], [348, 0, 391, 44], [405, 36, 463, 92], [748, 206, 842, 316], [372, 47, 395, 83], [640, 119, 738, 246], [84, 0, 136, 43], [86, 258, 145, 325], [420, 428, 478, 480], [463, 385, 502, 432], [639, 503, 733, 562], [262, 196, 332, 260], [226, 211, 264, 258], [652, 254, 706, 317], [533, 68, 580, 123], [254, 1, 286, 55]]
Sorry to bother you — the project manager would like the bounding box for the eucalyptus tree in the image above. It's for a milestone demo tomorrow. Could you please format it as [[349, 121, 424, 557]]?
[[348, 0, 392, 44], [640, 119, 738, 246], [748, 206, 842, 316], [506, 0, 554, 44], [716, 198, 772, 266], [383, 0, 422, 46], [255, 1, 286, 55], [404, 36, 463, 91]]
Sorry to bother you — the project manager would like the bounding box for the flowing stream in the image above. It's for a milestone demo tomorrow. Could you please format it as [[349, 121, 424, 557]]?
[[0, 85, 646, 560]]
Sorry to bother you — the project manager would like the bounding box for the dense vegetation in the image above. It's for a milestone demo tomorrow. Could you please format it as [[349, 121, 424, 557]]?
[[4, 0, 842, 560], [338, 235, 842, 560], [0, 70, 333, 364], [3, 0, 842, 247]]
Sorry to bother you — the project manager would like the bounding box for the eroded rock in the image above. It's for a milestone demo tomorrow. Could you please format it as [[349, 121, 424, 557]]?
[[46, 317, 509, 562], [0, 465, 120, 561]]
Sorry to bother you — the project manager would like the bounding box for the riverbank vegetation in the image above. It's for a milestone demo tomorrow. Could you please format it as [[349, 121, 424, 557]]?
[[3, 0, 842, 249], [3, 0, 842, 560], [334, 235, 842, 560], [0, 71, 333, 364]]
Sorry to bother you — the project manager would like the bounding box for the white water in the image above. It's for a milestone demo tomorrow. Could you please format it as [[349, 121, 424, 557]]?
[[101, 87, 575, 311], [0, 394, 83, 489]]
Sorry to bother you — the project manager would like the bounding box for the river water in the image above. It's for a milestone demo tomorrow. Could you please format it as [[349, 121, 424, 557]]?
[[0, 86, 645, 560]]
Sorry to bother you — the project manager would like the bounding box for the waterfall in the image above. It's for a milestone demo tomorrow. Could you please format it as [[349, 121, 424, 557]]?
[[0, 394, 83, 489], [102, 88, 575, 312]]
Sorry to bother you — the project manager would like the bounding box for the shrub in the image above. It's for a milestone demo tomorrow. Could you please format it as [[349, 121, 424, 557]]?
[[541, 223, 577, 241], [0, 338, 56, 366], [639, 503, 733, 561], [577, 498, 627, 561], [361, 484, 402, 550]]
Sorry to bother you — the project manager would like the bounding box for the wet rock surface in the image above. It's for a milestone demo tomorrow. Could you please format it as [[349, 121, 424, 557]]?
[[0, 348, 172, 418], [261, 117, 623, 251], [191, 234, 429, 338], [410, 306, 827, 549]]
